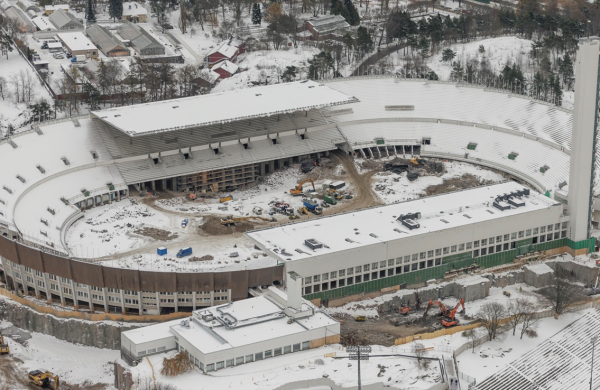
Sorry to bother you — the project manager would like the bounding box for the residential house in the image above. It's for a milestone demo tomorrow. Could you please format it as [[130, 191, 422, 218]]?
[[211, 60, 239, 79], [205, 39, 243, 67], [122, 1, 147, 23], [44, 4, 68, 15]]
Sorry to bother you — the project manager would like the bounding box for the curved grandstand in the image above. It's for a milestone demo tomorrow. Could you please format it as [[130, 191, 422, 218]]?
[[0, 77, 587, 315]]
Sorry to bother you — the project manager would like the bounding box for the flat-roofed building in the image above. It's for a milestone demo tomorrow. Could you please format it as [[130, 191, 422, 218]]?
[[57, 32, 98, 57]]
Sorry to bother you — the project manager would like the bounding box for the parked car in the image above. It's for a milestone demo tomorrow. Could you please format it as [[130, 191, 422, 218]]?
[[53, 53, 64, 59], [161, 23, 174, 29], [66, 52, 72, 59]]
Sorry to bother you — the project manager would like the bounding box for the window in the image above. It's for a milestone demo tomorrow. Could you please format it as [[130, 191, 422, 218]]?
[[451, 245, 457, 253], [265, 350, 272, 358], [427, 259, 433, 267], [138, 351, 147, 357], [355, 266, 362, 273], [274, 348, 282, 356], [63, 287, 72, 295], [459, 244, 465, 251], [488, 246, 494, 254], [419, 261, 426, 269], [314, 274, 320, 283], [37, 280, 45, 288], [435, 249, 442, 256], [420, 252, 426, 260], [526, 229, 531, 236], [304, 277, 312, 284], [293, 343, 301, 352], [547, 225, 553, 231], [77, 291, 88, 298], [26, 276, 33, 283], [396, 257, 402, 265], [387, 259, 394, 267], [50, 283, 58, 291], [443, 247, 449, 255], [330, 271, 337, 279], [540, 226, 546, 233], [411, 263, 418, 271], [226, 359, 234, 367], [466, 242, 472, 249], [435, 258, 441, 266], [547, 234, 553, 241], [380, 261, 386, 268], [511, 232, 517, 240], [404, 255, 410, 263], [533, 228, 539, 234], [347, 267, 353, 275], [496, 235, 502, 242], [255, 352, 263, 361], [473, 250, 480, 258], [284, 346, 291, 354], [496, 245, 501, 252], [489, 237, 495, 244], [474, 240, 479, 248], [61, 277, 70, 284], [302, 341, 310, 350], [518, 231, 524, 238], [206, 364, 214, 372], [246, 354, 254, 362], [404, 265, 410, 273], [412, 254, 418, 261], [427, 250, 434, 258], [562, 222, 567, 229], [504, 234, 510, 241], [371, 262, 378, 270], [322, 273, 328, 281], [339, 269, 346, 277], [481, 248, 487, 256], [364, 264, 370, 271], [48, 274, 57, 281], [481, 239, 487, 246]]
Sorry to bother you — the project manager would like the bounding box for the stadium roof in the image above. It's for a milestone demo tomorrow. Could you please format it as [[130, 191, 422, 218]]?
[[90, 80, 358, 136], [246, 182, 560, 262]]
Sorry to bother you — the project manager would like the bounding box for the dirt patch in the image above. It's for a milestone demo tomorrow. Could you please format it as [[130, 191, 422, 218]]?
[[188, 254, 214, 262], [134, 227, 178, 241], [424, 173, 494, 196], [200, 216, 259, 235]]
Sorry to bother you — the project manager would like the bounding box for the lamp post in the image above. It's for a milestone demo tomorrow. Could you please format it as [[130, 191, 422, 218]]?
[[347, 345, 371, 390]]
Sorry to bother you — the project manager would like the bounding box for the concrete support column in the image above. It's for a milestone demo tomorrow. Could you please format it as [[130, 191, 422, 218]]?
[[210, 290, 215, 306], [117, 191, 121, 202], [42, 273, 51, 303], [87, 285, 93, 312], [119, 289, 126, 314], [138, 291, 143, 314], [151, 181, 156, 192], [269, 160, 275, 174], [174, 292, 179, 313], [56, 277, 66, 306], [72, 285, 79, 309], [171, 178, 177, 191], [260, 163, 266, 176], [192, 292, 197, 311], [161, 179, 167, 191], [101, 287, 109, 312], [156, 292, 161, 315]]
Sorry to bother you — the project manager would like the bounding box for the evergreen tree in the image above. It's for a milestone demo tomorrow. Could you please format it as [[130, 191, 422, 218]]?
[[86, 0, 96, 23], [356, 26, 373, 56], [560, 53, 573, 87], [331, 1, 350, 24], [282, 66, 297, 82], [442, 48, 456, 63], [109, 0, 124, 22], [552, 73, 562, 106], [252, 3, 262, 25], [450, 62, 463, 81], [343, 0, 360, 26]]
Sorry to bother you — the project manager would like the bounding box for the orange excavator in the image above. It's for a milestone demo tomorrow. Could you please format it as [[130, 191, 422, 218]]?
[[423, 298, 465, 327], [290, 178, 316, 196]]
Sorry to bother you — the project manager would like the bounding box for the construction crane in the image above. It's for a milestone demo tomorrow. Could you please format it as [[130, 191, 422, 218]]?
[[290, 178, 315, 196], [441, 299, 465, 327], [220, 216, 274, 226], [0, 334, 9, 355], [28, 370, 60, 389]]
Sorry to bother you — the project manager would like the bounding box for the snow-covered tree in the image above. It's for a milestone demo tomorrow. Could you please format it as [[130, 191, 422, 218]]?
[[86, 0, 97, 23], [109, 0, 123, 21], [252, 3, 262, 25]]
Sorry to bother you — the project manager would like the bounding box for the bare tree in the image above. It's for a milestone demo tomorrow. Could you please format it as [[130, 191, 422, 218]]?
[[0, 76, 8, 100], [412, 342, 430, 370], [9, 72, 21, 103], [463, 329, 478, 353], [539, 267, 584, 317], [478, 302, 506, 341], [520, 310, 539, 339], [506, 298, 531, 336]]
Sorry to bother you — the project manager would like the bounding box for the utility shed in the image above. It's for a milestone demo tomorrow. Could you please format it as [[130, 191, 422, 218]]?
[[117, 22, 164, 56], [49, 9, 82, 31], [120, 280, 340, 371], [86, 24, 129, 57]]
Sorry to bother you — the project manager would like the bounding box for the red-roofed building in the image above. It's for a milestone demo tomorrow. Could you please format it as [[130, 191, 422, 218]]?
[[205, 38, 244, 67], [211, 60, 239, 79]]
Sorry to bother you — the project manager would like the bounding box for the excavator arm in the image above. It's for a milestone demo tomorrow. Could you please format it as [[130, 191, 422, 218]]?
[[423, 300, 446, 317], [290, 178, 315, 196]]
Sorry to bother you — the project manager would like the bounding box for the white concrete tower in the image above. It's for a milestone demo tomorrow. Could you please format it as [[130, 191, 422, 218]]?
[[568, 37, 600, 241]]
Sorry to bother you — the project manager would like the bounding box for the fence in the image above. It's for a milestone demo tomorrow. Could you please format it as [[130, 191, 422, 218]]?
[[273, 377, 384, 390], [0, 287, 190, 323]]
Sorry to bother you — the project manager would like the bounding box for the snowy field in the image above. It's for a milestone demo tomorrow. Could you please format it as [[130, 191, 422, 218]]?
[[0, 50, 52, 134], [0, 320, 119, 390]]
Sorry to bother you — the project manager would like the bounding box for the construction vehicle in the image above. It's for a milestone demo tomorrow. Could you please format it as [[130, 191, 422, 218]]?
[[181, 218, 189, 228], [354, 316, 366, 322], [441, 299, 465, 327], [328, 188, 342, 200], [398, 304, 411, 315], [219, 195, 233, 203], [290, 178, 316, 196], [220, 216, 274, 226], [297, 207, 310, 217], [503, 291, 511, 298], [289, 215, 299, 220], [323, 195, 337, 205], [303, 199, 323, 215], [176, 247, 193, 258], [188, 193, 197, 200], [410, 157, 423, 166], [28, 370, 60, 389], [0, 334, 9, 355], [423, 299, 446, 317]]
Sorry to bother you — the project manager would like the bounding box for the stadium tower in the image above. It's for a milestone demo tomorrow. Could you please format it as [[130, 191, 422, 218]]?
[[568, 37, 600, 242]]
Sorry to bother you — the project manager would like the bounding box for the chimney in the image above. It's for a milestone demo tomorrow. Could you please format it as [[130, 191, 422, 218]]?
[[286, 271, 303, 310]]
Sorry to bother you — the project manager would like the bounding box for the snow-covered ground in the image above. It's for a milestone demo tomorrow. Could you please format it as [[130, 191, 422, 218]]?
[[0, 320, 119, 390], [0, 49, 52, 134]]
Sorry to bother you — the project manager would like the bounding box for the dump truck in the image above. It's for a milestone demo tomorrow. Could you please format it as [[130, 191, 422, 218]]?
[[219, 195, 233, 203], [323, 195, 337, 205], [303, 199, 323, 215], [70, 55, 87, 63], [0, 334, 9, 355], [28, 370, 60, 389], [176, 247, 193, 258]]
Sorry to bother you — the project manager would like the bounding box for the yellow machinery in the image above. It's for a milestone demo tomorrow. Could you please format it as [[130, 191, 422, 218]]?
[[354, 316, 366, 322], [297, 207, 309, 217], [410, 157, 422, 166], [221, 216, 273, 226], [0, 334, 8, 355], [219, 195, 233, 203], [290, 178, 315, 196], [327, 188, 342, 200], [28, 370, 60, 389], [289, 215, 299, 220]]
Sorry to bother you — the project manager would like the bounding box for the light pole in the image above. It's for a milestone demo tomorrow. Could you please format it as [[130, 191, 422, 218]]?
[[591, 336, 598, 390], [347, 345, 371, 390]]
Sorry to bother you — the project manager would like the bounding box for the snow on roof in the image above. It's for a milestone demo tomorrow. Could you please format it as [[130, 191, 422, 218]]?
[[246, 182, 560, 262], [212, 59, 238, 75], [57, 32, 97, 52], [47, 42, 62, 49], [122, 318, 180, 345], [122, 1, 147, 16], [524, 263, 554, 275], [90, 80, 357, 136], [45, 4, 69, 11], [306, 15, 350, 32], [49, 9, 81, 29], [207, 40, 239, 59], [32, 16, 56, 31], [170, 292, 336, 354]]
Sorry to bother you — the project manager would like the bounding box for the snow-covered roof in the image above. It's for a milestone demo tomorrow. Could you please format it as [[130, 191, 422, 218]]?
[[122, 1, 147, 16], [246, 182, 560, 262], [57, 32, 98, 52], [49, 9, 81, 29], [45, 4, 69, 11], [170, 291, 337, 354], [90, 80, 358, 136], [86, 24, 126, 54], [207, 40, 239, 59], [197, 69, 220, 84], [212, 59, 238, 75], [32, 16, 56, 31], [306, 15, 350, 33]]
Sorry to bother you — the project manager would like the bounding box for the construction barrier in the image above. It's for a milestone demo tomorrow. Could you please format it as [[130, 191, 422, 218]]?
[[395, 321, 482, 345], [0, 287, 190, 323]]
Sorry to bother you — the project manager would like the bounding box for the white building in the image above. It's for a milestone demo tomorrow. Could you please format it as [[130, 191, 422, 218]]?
[[121, 274, 340, 371], [247, 182, 567, 299], [57, 32, 98, 57]]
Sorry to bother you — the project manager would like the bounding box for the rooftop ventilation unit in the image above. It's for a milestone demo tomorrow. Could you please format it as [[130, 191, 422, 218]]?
[[397, 212, 421, 222], [36, 165, 46, 174], [304, 238, 323, 250], [16, 175, 25, 183], [3, 186, 12, 194], [508, 198, 525, 207], [61, 156, 70, 166], [493, 201, 511, 211], [401, 219, 420, 230], [201, 313, 214, 322], [90, 150, 99, 159]]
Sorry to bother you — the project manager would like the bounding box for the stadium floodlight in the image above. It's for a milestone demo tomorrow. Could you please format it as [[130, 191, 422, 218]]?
[[346, 345, 371, 389]]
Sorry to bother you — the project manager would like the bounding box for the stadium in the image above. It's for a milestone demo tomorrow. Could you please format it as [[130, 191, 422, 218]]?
[[0, 63, 597, 316]]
